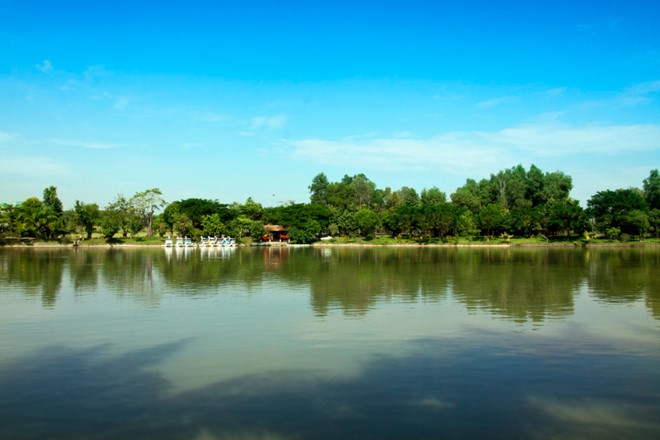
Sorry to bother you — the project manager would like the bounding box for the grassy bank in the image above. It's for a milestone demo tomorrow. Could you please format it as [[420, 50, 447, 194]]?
[[2, 235, 659, 248]]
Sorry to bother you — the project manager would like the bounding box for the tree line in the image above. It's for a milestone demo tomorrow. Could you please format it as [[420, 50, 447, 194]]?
[[1, 165, 659, 243]]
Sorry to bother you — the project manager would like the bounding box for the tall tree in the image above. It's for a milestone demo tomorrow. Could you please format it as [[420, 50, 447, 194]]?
[[420, 187, 447, 206], [451, 178, 487, 214], [309, 173, 329, 206], [74, 201, 100, 239], [354, 208, 380, 238], [643, 169, 660, 210], [587, 189, 648, 233], [241, 197, 264, 220], [479, 203, 510, 237], [352, 174, 376, 208], [130, 188, 166, 237], [41, 186, 65, 238]]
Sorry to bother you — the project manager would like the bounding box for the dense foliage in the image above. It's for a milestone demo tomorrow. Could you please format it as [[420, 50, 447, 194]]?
[[2, 167, 659, 243]]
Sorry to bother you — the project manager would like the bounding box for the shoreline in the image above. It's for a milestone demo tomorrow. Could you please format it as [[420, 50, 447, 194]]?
[[1, 241, 658, 249]]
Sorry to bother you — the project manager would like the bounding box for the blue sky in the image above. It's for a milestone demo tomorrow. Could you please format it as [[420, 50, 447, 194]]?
[[1, 0, 659, 208]]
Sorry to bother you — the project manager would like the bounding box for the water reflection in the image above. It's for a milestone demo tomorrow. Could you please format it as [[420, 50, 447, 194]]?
[[0, 249, 67, 308], [1, 247, 659, 322], [1, 334, 658, 440]]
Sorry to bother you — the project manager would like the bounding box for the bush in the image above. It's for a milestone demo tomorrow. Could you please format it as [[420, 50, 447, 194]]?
[[606, 227, 621, 241]]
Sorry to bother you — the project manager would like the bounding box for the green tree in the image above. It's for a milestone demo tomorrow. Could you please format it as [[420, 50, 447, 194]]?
[[230, 216, 264, 241], [489, 165, 528, 210], [547, 199, 584, 238], [309, 172, 330, 206], [643, 169, 660, 209], [201, 213, 225, 236], [354, 208, 381, 239], [99, 208, 122, 239], [0, 203, 13, 236], [625, 209, 650, 240], [42, 186, 63, 214], [74, 201, 100, 239], [541, 171, 573, 204], [648, 208, 660, 238], [420, 186, 447, 206], [16, 197, 47, 238], [105, 195, 139, 238], [456, 210, 479, 238], [587, 189, 648, 234], [42, 186, 65, 238], [451, 178, 487, 214], [352, 174, 377, 208], [420, 203, 455, 238], [130, 188, 166, 237], [288, 220, 321, 244], [167, 198, 234, 230], [479, 203, 510, 237], [241, 197, 264, 220]]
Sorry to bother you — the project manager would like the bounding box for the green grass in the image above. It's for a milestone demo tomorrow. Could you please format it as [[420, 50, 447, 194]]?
[[314, 234, 660, 247]]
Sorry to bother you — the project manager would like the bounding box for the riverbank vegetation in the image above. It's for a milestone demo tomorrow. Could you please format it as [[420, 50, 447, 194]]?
[[2, 165, 659, 246]]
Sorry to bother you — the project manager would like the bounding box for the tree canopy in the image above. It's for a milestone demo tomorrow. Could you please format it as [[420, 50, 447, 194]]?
[[2, 167, 658, 243]]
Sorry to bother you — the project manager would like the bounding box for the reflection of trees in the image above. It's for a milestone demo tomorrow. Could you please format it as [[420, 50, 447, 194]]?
[[155, 247, 268, 291], [0, 249, 65, 308], [69, 249, 102, 291], [586, 249, 660, 305], [3, 247, 659, 320], [295, 248, 450, 317], [286, 248, 581, 322], [450, 249, 583, 323], [102, 249, 162, 306]]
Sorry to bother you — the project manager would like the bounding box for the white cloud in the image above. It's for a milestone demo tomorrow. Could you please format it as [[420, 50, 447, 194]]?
[[624, 80, 660, 96], [83, 64, 111, 81], [35, 59, 53, 73], [493, 123, 660, 156], [0, 130, 19, 142], [2, 156, 69, 176], [540, 87, 567, 98], [201, 112, 231, 123], [529, 396, 660, 431], [49, 138, 119, 150], [289, 133, 503, 176], [288, 123, 660, 176], [477, 97, 512, 108], [113, 96, 130, 110], [250, 115, 288, 130]]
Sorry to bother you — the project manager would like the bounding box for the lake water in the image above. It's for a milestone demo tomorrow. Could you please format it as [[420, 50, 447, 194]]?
[[1, 246, 659, 440]]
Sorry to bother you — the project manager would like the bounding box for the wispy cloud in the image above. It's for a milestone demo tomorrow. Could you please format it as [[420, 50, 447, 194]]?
[[240, 114, 289, 136], [35, 59, 53, 73], [49, 138, 120, 150], [624, 80, 660, 96], [201, 112, 231, 123], [0, 130, 19, 142], [529, 396, 660, 431], [289, 123, 660, 176], [113, 96, 130, 110], [250, 115, 288, 130], [477, 97, 513, 109], [84, 64, 112, 81], [2, 156, 69, 176], [540, 87, 567, 98]]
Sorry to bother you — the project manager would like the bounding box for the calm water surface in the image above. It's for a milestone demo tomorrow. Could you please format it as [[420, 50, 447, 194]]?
[[1, 246, 659, 439]]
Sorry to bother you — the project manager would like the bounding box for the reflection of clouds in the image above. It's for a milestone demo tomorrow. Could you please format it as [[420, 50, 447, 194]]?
[[413, 396, 454, 410], [528, 396, 660, 438], [200, 429, 294, 440]]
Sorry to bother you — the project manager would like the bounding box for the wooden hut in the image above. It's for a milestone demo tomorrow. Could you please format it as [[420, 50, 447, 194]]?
[[264, 224, 289, 242]]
